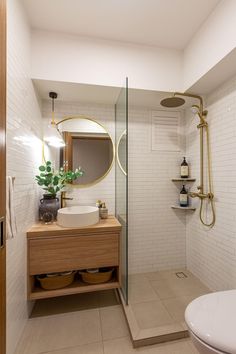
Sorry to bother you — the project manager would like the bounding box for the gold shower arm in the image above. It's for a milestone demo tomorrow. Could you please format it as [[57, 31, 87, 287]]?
[[173, 92, 204, 114]]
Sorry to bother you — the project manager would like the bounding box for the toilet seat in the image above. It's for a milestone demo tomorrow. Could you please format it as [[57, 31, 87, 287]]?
[[189, 329, 225, 354], [185, 289, 236, 354]]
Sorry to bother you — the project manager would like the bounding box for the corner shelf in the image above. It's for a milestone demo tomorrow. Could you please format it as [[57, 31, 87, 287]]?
[[171, 178, 196, 211], [171, 205, 196, 211], [172, 178, 196, 182]]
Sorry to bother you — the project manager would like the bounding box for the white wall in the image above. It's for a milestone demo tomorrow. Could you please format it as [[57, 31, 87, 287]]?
[[42, 100, 116, 213], [128, 108, 187, 274], [31, 30, 183, 92], [184, 0, 236, 91], [7, 1, 43, 354], [30, 1, 236, 95], [186, 75, 236, 291]]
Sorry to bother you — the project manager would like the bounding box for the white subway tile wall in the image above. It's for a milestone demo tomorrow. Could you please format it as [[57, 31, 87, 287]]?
[[42, 100, 116, 213], [128, 108, 187, 274], [7, 1, 43, 354], [186, 76, 236, 291]]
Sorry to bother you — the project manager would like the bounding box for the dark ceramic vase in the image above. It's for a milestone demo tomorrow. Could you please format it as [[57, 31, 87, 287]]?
[[39, 194, 60, 222]]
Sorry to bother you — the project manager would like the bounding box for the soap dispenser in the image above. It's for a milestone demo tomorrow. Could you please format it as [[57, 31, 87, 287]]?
[[100, 203, 108, 219]]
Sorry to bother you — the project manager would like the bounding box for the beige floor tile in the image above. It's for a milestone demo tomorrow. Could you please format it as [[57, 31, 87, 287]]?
[[143, 338, 200, 354], [131, 300, 174, 329], [31, 291, 119, 318], [103, 337, 200, 354], [186, 339, 200, 353], [103, 336, 135, 354], [143, 272, 162, 281], [144, 338, 200, 354], [129, 273, 148, 283], [100, 305, 129, 340], [162, 295, 197, 322], [17, 310, 102, 354], [150, 279, 179, 299], [129, 280, 159, 304], [43, 342, 104, 354], [171, 277, 210, 297], [31, 292, 100, 318], [151, 277, 209, 300], [98, 290, 120, 308]]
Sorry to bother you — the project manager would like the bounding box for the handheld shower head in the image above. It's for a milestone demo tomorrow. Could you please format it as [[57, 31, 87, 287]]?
[[191, 105, 200, 114]]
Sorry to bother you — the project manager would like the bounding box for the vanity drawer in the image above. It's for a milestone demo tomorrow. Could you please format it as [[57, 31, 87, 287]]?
[[29, 233, 119, 275]]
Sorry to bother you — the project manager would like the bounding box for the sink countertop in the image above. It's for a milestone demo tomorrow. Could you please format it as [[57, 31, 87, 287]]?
[[27, 215, 121, 238]]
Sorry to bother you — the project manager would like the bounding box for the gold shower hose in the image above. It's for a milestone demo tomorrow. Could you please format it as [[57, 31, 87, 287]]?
[[199, 123, 215, 227]]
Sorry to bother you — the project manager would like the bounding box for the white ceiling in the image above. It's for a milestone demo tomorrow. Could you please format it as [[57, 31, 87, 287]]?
[[33, 79, 196, 109], [23, 0, 220, 50]]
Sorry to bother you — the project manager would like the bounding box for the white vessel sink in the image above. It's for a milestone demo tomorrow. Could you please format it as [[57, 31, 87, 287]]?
[[57, 206, 99, 228]]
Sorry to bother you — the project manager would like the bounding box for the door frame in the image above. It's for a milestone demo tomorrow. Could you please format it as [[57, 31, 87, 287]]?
[[0, 0, 6, 353]]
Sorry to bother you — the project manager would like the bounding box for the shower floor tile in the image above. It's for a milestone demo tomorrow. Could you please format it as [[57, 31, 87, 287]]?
[[121, 269, 210, 347]]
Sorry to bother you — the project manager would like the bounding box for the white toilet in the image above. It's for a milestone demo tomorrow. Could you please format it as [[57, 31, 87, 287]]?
[[185, 290, 236, 354]]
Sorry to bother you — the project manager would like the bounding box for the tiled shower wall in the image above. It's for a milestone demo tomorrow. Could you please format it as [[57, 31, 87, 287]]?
[[7, 1, 43, 354], [43, 100, 187, 274], [42, 100, 116, 213], [186, 76, 236, 291], [128, 108, 187, 274]]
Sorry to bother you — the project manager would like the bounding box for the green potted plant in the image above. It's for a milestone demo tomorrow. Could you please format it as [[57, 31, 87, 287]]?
[[35, 161, 83, 222]]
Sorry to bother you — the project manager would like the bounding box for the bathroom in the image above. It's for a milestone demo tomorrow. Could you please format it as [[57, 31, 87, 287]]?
[[1, 0, 236, 353]]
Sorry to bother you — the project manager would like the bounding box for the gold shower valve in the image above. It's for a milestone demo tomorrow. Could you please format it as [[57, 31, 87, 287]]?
[[190, 191, 214, 200]]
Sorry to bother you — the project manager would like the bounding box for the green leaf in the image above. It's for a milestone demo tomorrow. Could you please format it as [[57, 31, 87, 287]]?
[[39, 166, 46, 172], [37, 181, 44, 186], [46, 166, 51, 172], [46, 161, 51, 165], [48, 187, 55, 194]]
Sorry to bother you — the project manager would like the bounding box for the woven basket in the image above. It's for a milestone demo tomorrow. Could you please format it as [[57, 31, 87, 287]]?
[[37, 271, 76, 290], [79, 268, 114, 284]]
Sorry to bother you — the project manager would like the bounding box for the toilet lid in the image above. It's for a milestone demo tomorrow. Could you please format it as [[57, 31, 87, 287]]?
[[185, 290, 236, 354]]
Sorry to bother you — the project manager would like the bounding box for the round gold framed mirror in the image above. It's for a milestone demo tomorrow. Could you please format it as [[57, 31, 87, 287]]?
[[44, 115, 115, 188], [117, 130, 127, 176]]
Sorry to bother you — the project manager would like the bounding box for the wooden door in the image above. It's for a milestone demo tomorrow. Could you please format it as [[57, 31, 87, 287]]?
[[0, 0, 6, 353]]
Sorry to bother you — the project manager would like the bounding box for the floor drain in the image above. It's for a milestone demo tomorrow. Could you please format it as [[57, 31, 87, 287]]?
[[175, 272, 188, 278]]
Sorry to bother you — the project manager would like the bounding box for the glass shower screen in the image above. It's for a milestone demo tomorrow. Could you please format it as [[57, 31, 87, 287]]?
[[115, 78, 128, 304]]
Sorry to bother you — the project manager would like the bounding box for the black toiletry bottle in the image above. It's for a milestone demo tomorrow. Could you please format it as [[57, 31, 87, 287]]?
[[181, 157, 189, 178], [180, 185, 188, 207]]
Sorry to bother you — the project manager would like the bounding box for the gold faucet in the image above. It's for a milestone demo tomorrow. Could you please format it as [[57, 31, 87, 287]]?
[[61, 191, 73, 208]]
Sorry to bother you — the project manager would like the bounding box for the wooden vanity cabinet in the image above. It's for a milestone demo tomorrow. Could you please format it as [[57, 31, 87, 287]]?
[[27, 216, 121, 300]]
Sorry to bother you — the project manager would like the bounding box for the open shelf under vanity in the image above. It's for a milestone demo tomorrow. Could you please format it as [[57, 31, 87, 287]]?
[[29, 268, 120, 300]]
